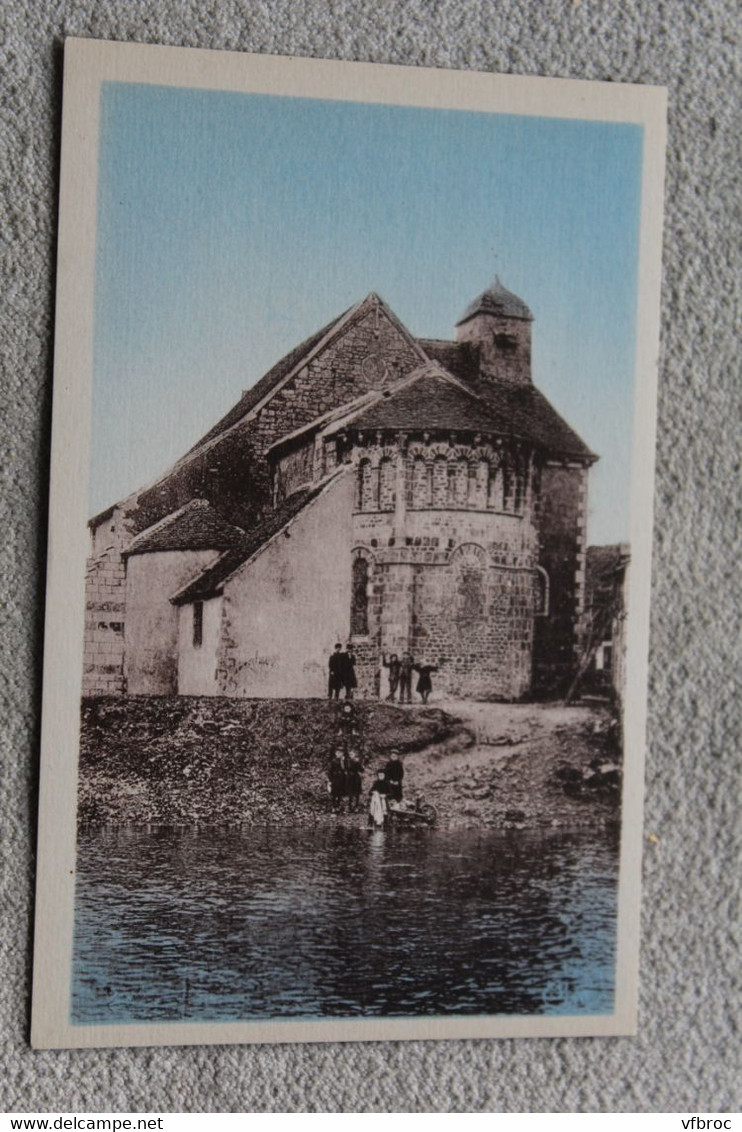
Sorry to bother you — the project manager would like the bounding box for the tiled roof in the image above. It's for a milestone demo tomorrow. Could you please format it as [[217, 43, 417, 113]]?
[[124, 499, 244, 557], [171, 474, 344, 605], [469, 376, 595, 460], [457, 277, 533, 325], [585, 544, 630, 607], [318, 363, 595, 461], [416, 339, 479, 382], [350, 368, 501, 434]]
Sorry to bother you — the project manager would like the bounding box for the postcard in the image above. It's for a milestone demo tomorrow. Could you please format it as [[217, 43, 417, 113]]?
[[31, 38, 666, 1048]]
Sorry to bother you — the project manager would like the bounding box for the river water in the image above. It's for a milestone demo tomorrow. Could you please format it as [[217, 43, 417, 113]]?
[[71, 824, 619, 1024]]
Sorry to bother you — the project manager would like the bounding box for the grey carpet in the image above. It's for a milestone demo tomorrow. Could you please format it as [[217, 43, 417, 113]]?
[[1, 0, 740, 1114]]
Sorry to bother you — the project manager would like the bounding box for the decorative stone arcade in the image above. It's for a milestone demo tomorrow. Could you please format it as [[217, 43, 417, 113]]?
[[343, 430, 543, 701]]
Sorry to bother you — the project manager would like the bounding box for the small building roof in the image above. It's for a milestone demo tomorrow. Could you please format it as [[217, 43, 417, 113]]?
[[170, 472, 345, 605], [123, 499, 243, 557], [456, 277, 533, 325], [585, 544, 631, 608]]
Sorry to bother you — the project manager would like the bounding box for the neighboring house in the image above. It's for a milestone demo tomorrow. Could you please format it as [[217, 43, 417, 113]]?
[[84, 279, 596, 701], [576, 544, 631, 704]]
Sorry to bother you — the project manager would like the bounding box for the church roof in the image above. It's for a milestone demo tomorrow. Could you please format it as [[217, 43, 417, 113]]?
[[170, 472, 345, 605], [469, 376, 594, 460], [269, 361, 595, 461], [456, 277, 533, 325], [416, 339, 479, 382], [123, 499, 244, 557], [347, 366, 503, 434]]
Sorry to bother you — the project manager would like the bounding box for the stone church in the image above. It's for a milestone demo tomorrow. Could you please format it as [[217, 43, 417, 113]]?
[[84, 279, 596, 701]]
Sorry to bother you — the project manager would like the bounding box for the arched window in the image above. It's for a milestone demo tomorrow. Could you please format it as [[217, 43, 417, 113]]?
[[378, 457, 395, 511], [513, 471, 523, 513], [473, 459, 489, 509], [446, 462, 457, 506], [513, 454, 526, 513], [432, 457, 448, 508], [454, 459, 468, 506], [488, 461, 503, 510], [501, 457, 513, 511], [534, 567, 550, 616], [450, 544, 488, 635], [350, 556, 370, 636], [358, 459, 377, 512], [410, 456, 429, 509]]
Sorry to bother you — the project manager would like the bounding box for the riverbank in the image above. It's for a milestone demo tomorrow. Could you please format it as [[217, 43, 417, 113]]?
[[78, 695, 620, 830]]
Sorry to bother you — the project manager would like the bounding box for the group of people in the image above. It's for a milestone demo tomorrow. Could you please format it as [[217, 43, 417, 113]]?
[[382, 653, 439, 705], [328, 644, 440, 705], [326, 748, 405, 826], [328, 643, 357, 700]]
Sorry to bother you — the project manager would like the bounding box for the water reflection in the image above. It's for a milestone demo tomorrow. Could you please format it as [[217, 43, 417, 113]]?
[[72, 824, 618, 1023]]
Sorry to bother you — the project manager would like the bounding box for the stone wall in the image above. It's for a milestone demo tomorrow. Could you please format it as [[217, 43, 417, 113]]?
[[349, 446, 541, 700], [83, 547, 127, 695], [83, 506, 135, 695], [455, 313, 532, 385], [274, 439, 315, 502], [532, 462, 588, 696], [246, 303, 424, 456]]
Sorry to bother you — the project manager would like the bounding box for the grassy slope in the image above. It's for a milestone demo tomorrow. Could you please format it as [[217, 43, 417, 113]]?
[[78, 696, 470, 826]]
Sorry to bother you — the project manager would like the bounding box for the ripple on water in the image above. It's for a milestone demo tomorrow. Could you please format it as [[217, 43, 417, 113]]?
[[71, 823, 619, 1024]]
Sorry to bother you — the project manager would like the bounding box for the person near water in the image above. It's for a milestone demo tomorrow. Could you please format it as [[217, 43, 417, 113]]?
[[413, 661, 439, 705], [398, 652, 414, 704], [368, 770, 389, 827], [344, 644, 357, 700], [328, 643, 345, 700], [382, 652, 401, 701], [327, 749, 347, 812], [346, 750, 363, 812], [383, 750, 404, 802]]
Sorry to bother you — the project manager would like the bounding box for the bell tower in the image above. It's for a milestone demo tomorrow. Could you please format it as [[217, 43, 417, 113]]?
[[454, 277, 533, 385]]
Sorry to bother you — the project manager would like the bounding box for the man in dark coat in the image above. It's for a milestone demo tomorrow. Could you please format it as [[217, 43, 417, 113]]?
[[327, 750, 347, 812], [343, 644, 358, 700], [328, 643, 345, 699], [382, 652, 401, 701], [398, 653, 414, 704], [383, 750, 404, 802]]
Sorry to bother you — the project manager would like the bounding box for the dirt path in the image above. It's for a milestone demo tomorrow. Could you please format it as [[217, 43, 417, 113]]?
[[402, 699, 621, 830]]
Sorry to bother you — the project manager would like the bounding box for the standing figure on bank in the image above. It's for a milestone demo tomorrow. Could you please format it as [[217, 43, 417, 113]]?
[[368, 770, 389, 827], [346, 750, 363, 813], [327, 749, 347, 812], [398, 653, 415, 704], [328, 643, 345, 700], [384, 750, 404, 802], [413, 662, 439, 705], [344, 644, 358, 700], [382, 653, 401, 702]]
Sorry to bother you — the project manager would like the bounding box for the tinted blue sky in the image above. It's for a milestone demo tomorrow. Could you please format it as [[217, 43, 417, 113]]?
[[91, 82, 642, 544]]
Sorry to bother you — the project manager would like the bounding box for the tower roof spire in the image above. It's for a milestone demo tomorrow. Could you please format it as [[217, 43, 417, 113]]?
[[456, 276, 533, 325]]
